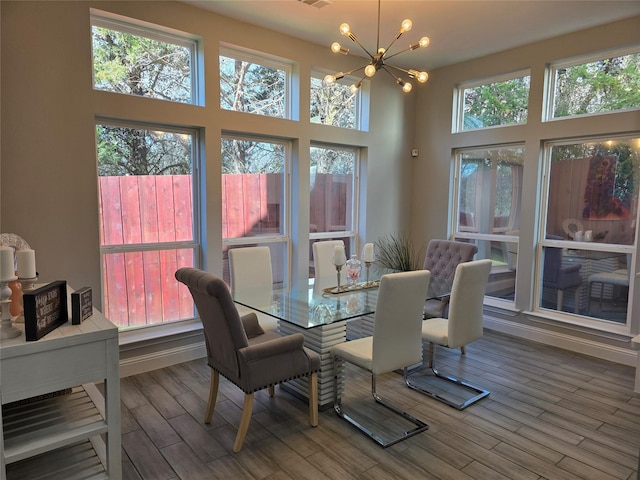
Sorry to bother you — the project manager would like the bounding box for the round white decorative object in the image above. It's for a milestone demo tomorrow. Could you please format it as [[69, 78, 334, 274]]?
[[562, 218, 584, 239]]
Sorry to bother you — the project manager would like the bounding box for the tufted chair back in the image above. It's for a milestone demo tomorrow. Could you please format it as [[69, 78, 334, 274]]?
[[423, 239, 478, 282], [422, 239, 478, 320]]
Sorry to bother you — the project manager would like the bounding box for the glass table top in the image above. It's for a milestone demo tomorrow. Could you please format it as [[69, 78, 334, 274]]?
[[232, 270, 452, 329]]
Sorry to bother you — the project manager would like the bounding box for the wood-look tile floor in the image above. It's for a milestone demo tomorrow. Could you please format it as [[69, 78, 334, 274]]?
[[120, 330, 640, 480]]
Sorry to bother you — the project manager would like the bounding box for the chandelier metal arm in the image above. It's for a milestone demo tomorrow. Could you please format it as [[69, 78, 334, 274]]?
[[345, 32, 376, 60]]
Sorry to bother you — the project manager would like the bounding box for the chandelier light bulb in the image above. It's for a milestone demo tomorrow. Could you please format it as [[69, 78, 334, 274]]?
[[339, 23, 351, 36], [416, 71, 428, 83], [364, 64, 377, 77], [331, 42, 342, 53], [324, 74, 336, 85], [402, 81, 413, 93], [400, 19, 412, 33], [419, 36, 430, 48], [350, 80, 363, 94]]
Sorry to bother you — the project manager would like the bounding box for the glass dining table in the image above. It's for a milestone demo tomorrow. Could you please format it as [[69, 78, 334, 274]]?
[[232, 270, 452, 409]]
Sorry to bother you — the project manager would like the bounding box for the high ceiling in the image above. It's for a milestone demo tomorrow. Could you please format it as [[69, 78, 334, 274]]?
[[182, 0, 640, 70]]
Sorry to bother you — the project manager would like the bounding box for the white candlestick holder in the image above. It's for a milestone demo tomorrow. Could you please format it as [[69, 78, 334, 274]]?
[[14, 276, 38, 323], [1, 276, 22, 339]]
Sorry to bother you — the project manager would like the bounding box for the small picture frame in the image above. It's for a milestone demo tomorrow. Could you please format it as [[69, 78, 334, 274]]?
[[23, 281, 69, 341], [71, 287, 93, 325]]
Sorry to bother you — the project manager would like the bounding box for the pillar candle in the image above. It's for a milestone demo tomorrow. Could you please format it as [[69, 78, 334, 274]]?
[[16, 249, 37, 279], [332, 245, 346, 266], [361, 243, 375, 262], [1, 246, 16, 281]]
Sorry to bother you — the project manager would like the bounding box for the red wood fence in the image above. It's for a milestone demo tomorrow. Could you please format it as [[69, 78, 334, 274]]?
[[98, 173, 351, 328]]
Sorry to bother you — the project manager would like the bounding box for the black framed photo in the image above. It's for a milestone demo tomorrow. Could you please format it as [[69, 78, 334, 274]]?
[[23, 281, 68, 341], [71, 287, 93, 325]]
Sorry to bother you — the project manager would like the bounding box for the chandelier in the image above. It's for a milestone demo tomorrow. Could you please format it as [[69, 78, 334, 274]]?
[[324, 0, 430, 93]]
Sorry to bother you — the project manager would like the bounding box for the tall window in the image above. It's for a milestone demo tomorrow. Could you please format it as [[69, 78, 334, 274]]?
[[546, 46, 640, 120], [219, 46, 291, 119], [310, 71, 360, 129], [91, 12, 198, 104], [453, 145, 525, 304], [96, 122, 198, 329], [455, 71, 530, 132], [538, 135, 638, 332], [221, 135, 289, 286], [309, 144, 358, 276]]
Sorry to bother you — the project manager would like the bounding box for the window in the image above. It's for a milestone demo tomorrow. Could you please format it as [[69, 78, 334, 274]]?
[[538, 135, 639, 331], [221, 135, 290, 287], [546, 46, 640, 120], [310, 71, 360, 129], [455, 71, 530, 132], [219, 46, 291, 119], [453, 145, 525, 303], [309, 144, 359, 276], [96, 122, 199, 330], [91, 12, 198, 104]]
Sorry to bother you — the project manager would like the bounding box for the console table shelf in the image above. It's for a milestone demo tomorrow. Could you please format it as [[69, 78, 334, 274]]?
[[1, 300, 120, 479]]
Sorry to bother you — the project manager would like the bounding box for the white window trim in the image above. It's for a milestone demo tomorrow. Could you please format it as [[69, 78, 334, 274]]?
[[452, 69, 531, 133], [543, 44, 640, 122], [90, 9, 201, 106], [219, 44, 294, 120]]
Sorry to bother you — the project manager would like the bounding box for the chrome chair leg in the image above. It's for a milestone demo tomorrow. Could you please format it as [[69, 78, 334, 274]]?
[[333, 360, 428, 448], [406, 344, 490, 410]]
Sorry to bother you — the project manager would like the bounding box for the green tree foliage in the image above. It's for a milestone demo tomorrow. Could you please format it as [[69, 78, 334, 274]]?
[[92, 26, 192, 102], [553, 53, 640, 117], [463, 76, 530, 129], [96, 125, 191, 176]]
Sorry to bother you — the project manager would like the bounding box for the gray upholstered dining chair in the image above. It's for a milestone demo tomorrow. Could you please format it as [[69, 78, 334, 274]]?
[[175, 267, 320, 452], [588, 254, 631, 314], [407, 259, 492, 410], [312, 239, 347, 290], [331, 270, 431, 447], [228, 246, 278, 331], [422, 239, 478, 353]]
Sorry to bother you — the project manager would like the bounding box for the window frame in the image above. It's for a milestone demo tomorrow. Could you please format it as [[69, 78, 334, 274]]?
[[452, 143, 525, 309], [453, 69, 531, 133], [90, 9, 201, 105], [543, 44, 640, 122], [310, 68, 363, 130], [219, 44, 294, 120], [221, 133, 292, 287], [535, 134, 638, 334], [96, 118, 202, 331]]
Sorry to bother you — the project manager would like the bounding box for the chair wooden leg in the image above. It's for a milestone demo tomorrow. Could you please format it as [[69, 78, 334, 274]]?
[[308, 372, 318, 427], [268, 385, 275, 397], [204, 368, 219, 424], [460, 345, 466, 355], [233, 393, 254, 453]]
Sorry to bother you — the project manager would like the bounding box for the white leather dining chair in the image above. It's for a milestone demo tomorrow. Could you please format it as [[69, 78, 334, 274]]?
[[228, 246, 278, 331], [331, 270, 431, 447], [312, 239, 347, 290], [407, 259, 492, 410]]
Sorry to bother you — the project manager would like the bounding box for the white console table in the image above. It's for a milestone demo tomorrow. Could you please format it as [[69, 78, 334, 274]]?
[[0, 304, 121, 479]]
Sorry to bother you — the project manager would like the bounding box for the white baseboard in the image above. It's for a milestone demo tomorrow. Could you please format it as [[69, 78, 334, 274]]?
[[484, 315, 637, 367], [119, 341, 207, 378]]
